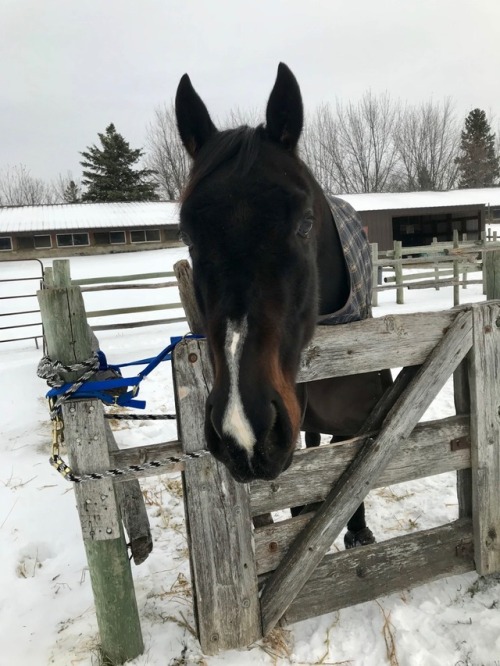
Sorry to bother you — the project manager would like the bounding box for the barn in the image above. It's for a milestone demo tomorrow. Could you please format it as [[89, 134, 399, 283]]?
[[1, 188, 500, 261], [0, 200, 180, 261], [339, 187, 500, 251]]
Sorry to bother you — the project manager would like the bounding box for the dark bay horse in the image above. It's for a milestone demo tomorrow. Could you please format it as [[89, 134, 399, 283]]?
[[175, 63, 391, 547]]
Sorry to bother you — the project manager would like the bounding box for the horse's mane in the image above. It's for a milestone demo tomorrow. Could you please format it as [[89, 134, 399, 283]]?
[[182, 125, 265, 201]]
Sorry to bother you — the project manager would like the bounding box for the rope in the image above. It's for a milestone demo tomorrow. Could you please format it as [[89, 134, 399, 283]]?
[[104, 413, 176, 420], [51, 449, 211, 484], [37, 353, 101, 419], [38, 335, 209, 483]]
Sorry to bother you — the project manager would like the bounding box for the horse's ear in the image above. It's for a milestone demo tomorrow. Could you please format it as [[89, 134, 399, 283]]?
[[175, 74, 217, 159], [265, 63, 303, 151]]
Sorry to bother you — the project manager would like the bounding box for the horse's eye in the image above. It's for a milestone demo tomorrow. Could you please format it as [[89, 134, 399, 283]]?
[[297, 215, 314, 239], [179, 230, 193, 247]]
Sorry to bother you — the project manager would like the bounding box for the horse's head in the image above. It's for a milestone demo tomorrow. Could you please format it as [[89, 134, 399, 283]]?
[[175, 64, 323, 482]]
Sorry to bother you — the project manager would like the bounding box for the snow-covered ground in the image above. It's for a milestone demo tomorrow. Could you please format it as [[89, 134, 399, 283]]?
[[1, 248, 500, 666]]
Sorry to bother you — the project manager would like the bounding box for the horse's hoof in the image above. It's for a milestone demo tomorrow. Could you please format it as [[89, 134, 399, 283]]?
[[344, 527, 376, 549]]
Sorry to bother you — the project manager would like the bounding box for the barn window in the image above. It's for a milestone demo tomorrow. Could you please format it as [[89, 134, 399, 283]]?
[[56, 233, 89, 247], [17, 236, 35, 250], [130, 229, 161, 243], [34, 235, 52, 249], [0, 236, 13, 251], [109, 231, 126, 244], [94, 231, 126, 245]]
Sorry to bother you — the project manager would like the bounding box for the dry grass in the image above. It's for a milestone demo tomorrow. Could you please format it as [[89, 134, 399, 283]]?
[[375, 487, 414, 503], [377, 601, 399, 666], [257, 626, 293, 662], [16, 549, 41, 578]]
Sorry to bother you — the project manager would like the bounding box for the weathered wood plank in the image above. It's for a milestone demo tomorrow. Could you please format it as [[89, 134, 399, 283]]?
[[173, 338, 261, 655], [358, 365, 419, 435], [81, 281, 177, 292], [92, 316, 186, 331], [280, 520, 474, 626], [255, 513, 313, 575], [86, 302, 183, 318], [470, 302, 500, 574], [110, 439, 182, 468], [298, 309, 456, 381], [61, 400, 121, 542], [260, 309, 473, 634], [73, 270, 175, 285], [174, 259, 205, 335], [88, 327, 152, 565], [105, 422, 152, 565], [37, 260, 143, 664], [251, 414, 470, 518]]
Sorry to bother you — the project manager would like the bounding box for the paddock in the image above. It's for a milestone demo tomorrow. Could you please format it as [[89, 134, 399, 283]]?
[[30, 256, 500, 662]]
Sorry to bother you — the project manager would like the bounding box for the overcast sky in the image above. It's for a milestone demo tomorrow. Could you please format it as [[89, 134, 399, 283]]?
[[2, 0, 500, 183]]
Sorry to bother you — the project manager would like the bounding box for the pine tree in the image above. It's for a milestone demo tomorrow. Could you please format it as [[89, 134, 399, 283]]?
[[455, 109, 499, 188], [80, 123, 159, 201], [63, 180, 81, 203]]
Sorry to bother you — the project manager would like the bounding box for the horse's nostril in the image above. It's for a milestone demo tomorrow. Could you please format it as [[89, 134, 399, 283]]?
[[269, 402, 278, 431], [209, 406, 222, 439]]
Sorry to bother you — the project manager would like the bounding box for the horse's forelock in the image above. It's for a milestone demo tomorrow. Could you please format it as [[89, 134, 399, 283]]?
[[181, 125, 265, 202]]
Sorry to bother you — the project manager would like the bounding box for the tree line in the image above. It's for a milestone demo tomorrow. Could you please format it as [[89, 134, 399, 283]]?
[[1, 95, 499, 207]]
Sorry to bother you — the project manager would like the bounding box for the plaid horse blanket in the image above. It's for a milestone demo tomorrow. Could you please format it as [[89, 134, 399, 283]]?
[[316, 195, 372, 325]]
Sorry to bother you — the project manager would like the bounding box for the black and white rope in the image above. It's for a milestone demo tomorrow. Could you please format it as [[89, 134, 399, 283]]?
[[104, 413, 177, 420], [51, 449, 210, 483], [37, 353, 101, 418]]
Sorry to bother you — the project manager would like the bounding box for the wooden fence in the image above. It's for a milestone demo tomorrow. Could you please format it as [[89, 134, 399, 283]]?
[[2, 265, 187, 346], [7, 232, 499, 346], [371, 231, 500, 307], [37, 257, 500, 660], [72, 270, 186, 331]]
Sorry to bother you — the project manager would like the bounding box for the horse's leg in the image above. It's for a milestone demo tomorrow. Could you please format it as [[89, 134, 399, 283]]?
[[292, 432, 376, 548], [344, 503, 375, 549]]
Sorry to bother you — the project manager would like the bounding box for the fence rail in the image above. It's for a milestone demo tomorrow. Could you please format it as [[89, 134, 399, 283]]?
[[1, 264, 186, 346], [3, 234, 500, 346], [371, 231, 500, 306]]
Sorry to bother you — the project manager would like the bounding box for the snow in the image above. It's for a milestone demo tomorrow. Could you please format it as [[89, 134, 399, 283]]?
[[0, 200, 179, 233], [338, 186, 500, 212], [2, 247, 500, 666]]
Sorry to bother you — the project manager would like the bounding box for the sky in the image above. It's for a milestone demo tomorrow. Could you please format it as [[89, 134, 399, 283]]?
[[2, 0, 500, 182]]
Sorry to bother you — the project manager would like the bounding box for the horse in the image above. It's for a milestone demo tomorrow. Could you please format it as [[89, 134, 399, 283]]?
[[175, 63, 392, 548]]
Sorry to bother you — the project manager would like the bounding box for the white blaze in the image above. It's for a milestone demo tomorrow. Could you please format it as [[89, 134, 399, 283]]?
[[222, 317, 256, 453]]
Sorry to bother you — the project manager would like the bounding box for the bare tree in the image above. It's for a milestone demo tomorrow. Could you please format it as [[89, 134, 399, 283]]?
[[395, 99, 460, 191], [144, 103, 190, 200], [222, 106, 262, 128], [334, 92, 401, 193], [51, 171, 82, 203], [0, 164, 55, 206], [301, 94, 401, 194], [301, 104, 342, 193]]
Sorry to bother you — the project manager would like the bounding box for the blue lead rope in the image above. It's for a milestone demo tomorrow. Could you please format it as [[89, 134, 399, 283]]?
[[45, 334, 204, 410]]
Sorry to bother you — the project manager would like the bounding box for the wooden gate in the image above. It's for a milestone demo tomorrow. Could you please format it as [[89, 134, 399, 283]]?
[[173, 302, 500, 655]]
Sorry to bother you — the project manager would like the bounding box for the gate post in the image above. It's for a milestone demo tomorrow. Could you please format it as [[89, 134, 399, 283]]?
[[469, 302, 500, 575], [173, 336, 262, 654], [37, 260, 143, 664]]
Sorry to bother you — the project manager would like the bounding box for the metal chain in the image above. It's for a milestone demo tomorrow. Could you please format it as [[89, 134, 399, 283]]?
[[39, 353, 201, 483]]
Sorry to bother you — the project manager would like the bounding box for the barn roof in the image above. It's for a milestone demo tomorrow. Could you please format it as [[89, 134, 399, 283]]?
[[2, 187, 500, 235], [338, 187, 500, 213], [0, 201, 179, 234]]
